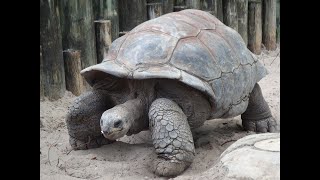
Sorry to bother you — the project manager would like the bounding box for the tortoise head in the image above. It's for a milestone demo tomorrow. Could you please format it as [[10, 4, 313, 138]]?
[[100, 106, 129, 140], [100, 98, 144, 140]]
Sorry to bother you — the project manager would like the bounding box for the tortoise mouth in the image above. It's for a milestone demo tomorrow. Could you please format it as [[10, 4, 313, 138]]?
[[102, 128, 126, 140]]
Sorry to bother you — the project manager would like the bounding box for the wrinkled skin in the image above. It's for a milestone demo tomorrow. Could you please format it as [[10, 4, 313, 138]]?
[[66, 75, 278, 177]]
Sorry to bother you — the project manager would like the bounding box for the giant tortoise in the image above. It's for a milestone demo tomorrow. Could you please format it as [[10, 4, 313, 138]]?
[[66, 9, 279, 177]]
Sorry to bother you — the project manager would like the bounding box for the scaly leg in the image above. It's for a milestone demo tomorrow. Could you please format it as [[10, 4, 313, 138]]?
[[241, 83, 280, 133], [149, 98, 195, 177], [66, 90, 115, 150]]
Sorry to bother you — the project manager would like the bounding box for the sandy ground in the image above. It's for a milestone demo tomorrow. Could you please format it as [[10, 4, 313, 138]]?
[[40, 47, 280, 180]]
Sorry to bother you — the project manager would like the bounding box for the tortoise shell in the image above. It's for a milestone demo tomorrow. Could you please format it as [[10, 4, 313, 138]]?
[[81, 9, 268, 119]]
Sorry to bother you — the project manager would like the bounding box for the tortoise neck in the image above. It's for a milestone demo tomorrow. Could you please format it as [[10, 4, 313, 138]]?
[[126, 80, 157, 135], [120, 98, 145, 128]]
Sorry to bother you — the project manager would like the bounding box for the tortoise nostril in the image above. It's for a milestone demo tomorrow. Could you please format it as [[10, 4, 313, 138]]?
[[114, 120, 122, 128]]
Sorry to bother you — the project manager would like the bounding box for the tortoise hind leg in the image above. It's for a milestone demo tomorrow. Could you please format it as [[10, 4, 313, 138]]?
[[241, 83, 280, 133], [66, 90, 115, 150]]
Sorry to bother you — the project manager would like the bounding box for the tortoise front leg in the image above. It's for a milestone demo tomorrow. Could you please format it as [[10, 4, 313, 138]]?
[[66, 90, 115, 150], [148, 98, 195, 177], [241, 83, 280, 133]]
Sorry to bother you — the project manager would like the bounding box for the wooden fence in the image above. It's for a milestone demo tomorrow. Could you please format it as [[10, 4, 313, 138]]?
[[40, 0, 280, 100]]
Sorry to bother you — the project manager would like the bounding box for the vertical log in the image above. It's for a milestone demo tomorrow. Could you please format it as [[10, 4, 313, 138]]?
[[59, 0, 97, 90], [63, 49, 83, 96], [262, 0, 276, 50], [216, 0, 224, 21], [237, 0, 248, 45], [40, 45, 44, 101], [223, 0, 238, 31], [174, 6, 188, 11], [59, 0, 97, 70], [186, 0, 201, 9], [276, 0, 280, 43], [175, 0, 186, 6], [118, 0, 147, 32], [248, 0, 262, 54], [147, 2, 163, 19], [92, 0, 119, 41], [40, 0, 66, 100], [200, 0, 217, 17], [95, 20, 112, 63], [174, 0, 188, 11], [163, 0, 174, 14], [148, 0, 173, 14]]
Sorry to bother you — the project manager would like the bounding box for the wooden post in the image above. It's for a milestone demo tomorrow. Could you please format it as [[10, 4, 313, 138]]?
[[147, 2, 163, 19], [174, 6, 188, 11], [163, 0, 174, 14], [92, 0, 119, 41], [186, 0, 201, 9], [200, 0, 217, 17], [175, 0, 186, 6], [59, 0, 97, 90], [223, 0, 238, 31], [59, 0, 97, 70], [174, 0, 188, 11], [276, 0, 280, 43], [95, 20, 112, 63], [148, 0, 173, 14], [63, 49, 83, 96], [118, 0, 147, 32], [40, 0, 66, 100], [248, 0, 262, 54], [262, 0, 276, 50], [200, 0, 223, 22], [237, 0, 248, 45], [216, 0, 223, 21], [40, 45, 44, 101]]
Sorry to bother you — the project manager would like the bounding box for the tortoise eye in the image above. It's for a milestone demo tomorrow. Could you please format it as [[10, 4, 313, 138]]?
[[114, 120, 123, 128]]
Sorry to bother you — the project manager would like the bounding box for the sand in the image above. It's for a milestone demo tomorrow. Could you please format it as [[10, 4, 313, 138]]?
[[40, 46, 280, 180]]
